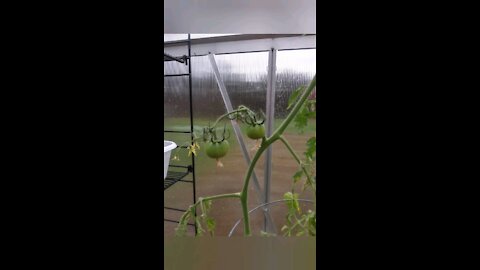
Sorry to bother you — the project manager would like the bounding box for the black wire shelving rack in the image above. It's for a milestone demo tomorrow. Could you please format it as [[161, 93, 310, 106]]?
[[164, 34, 197, 234]]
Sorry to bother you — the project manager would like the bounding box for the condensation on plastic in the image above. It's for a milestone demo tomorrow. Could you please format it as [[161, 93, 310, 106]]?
[[269, 49, 317, 206], [165, 51, 269, 121], [164, 76, 190, 120], [214, 52, 269, 114], [275, 49, 316, 119]]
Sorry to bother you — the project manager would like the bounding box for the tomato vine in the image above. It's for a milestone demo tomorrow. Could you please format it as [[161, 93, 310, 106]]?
[[174, 75, 317, 237]]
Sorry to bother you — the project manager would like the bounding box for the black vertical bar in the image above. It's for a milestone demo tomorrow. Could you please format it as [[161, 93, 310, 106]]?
[[188, 33, 197, 236]]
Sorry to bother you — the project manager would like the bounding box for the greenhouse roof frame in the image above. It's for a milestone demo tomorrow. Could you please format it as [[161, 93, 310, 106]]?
[[163, 34, 315, 58], [164, 34, 313, 46]]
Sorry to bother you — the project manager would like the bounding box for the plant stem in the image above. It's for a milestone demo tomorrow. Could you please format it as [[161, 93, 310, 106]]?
[[192, 193, 241, 211], [279, 135, 316, 193], [212, 108, 249, 127], [178, 192, 241, 229], [239, 75, 316, 236], [239, 141, 272, 236], [202, 192, 241, 201]]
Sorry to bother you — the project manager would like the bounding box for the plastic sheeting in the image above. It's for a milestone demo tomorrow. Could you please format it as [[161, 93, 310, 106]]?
[[275, 49, 316, 119]]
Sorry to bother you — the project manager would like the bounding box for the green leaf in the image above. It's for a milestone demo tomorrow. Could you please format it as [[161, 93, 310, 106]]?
[[174, 226, 187, 237], [195, 218, 205, 236], [285, 211, 295, 225], [284, 191, 293, 201], [287, 86, 305, 110], [206, 217, 216, 235], [306, 110, 316, 119], [175, 211, 191, 237], [305, 137, 316, 160], [307, 211, 316, 236], [293, 105, 309, 132], [306, 100, 316, 117], [284, 192, 301, 214], [293, 170, 303, 183], [204, 200, 213, 212]]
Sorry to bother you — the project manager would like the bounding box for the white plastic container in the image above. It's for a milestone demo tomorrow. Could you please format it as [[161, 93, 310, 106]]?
[[164, 141, 177, 179]]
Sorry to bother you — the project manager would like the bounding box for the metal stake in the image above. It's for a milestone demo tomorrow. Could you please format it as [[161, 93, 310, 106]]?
[[264, 48, 277, 232]]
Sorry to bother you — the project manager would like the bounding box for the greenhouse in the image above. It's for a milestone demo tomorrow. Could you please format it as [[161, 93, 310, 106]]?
[[164, 34, 316, 237]]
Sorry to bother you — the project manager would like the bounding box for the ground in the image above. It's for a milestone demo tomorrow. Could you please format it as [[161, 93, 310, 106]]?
[[164, 118, 316, 236]]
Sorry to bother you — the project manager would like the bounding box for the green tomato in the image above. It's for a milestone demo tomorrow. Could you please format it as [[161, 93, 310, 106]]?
[[246, 124, 265, 140], [205, 140, 230, 159]]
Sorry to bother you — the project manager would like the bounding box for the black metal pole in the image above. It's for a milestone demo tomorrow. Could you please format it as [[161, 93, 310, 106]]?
[[188, 33, 197, 236]]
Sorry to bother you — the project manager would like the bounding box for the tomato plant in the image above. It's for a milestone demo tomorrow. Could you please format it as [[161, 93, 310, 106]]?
[[175, 75, 317, 237]]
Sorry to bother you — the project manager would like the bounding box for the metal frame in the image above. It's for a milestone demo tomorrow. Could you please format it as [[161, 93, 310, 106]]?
[[164, 35, 316, 58], [164, 34, 313, 46], [263, 48, 277, 232], [163, 34, 197, 235], [187, 34, 197, 235]]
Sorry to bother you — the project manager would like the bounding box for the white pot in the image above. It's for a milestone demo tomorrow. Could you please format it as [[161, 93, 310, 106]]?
[[164, 141, 177, 179]]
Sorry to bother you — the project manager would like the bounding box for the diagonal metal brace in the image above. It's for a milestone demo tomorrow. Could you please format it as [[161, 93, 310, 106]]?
[[208, 53, 277, 234]]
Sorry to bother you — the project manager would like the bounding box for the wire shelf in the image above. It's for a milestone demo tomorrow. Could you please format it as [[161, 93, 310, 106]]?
[[164, 170, 190, 190], [164, 34, 197, 234]]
